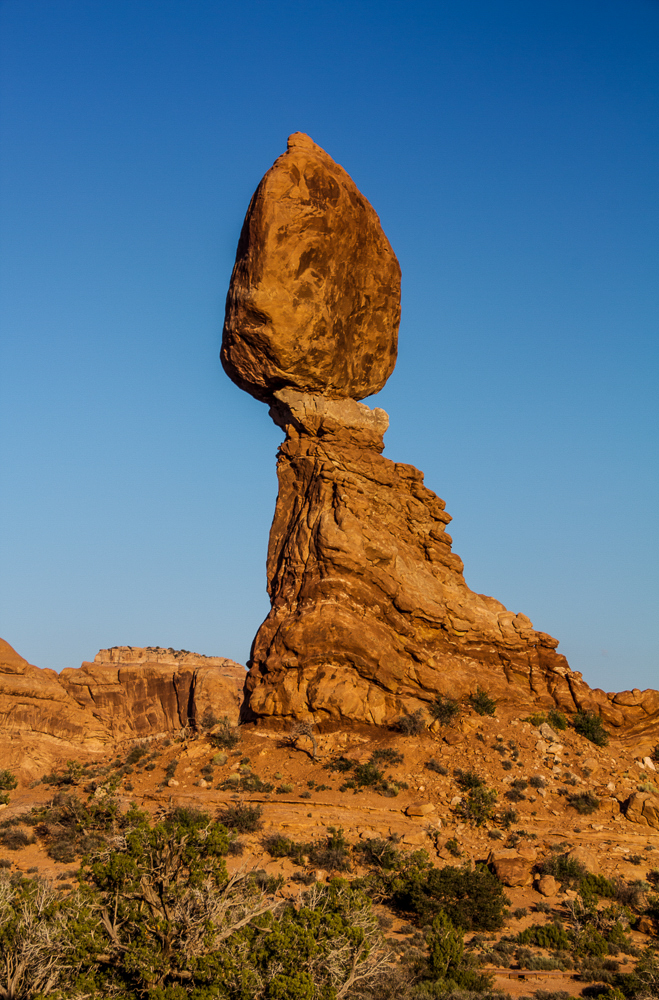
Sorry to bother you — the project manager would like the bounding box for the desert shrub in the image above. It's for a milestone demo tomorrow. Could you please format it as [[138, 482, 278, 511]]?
[[208, 715, 241, 749], [453, 772, 497, 826], [217, 803, 263, 833], [197, 707, 218, 730], [42, 760, 88, 787], [220, 771, 274, 793], [430, 695, 461, 726], [0, 828, 34, 850], [517, 921, 571, 950], [441, 838, 460, 859], [498, 807, 518, 829], [529, 775, 546, 789], [526, 712, 548, 727], [0, 771, 18, 792], [263, 826, 352, 873], [454, 770, 484, 791], [30, 791, 121, 862], [276, 783, 294, 794], [572, 710, 609, 747], [398, 709, 426, 735], [394, 863, 508, 931], [548, 708, 568, 730], [164, 758, 179, 780], [124, 744, 148, 766], [469, 687, 496, 717], [354, 835, 404, 871], [501, 759, 513, 771], [372, 748, 404, 766], [326, 754, 404, 797], [538, 852, 587, 888], [425, 758, 448, 775], [567, 791, 600, 815]]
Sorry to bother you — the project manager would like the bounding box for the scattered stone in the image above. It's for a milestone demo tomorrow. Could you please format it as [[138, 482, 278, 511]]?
[[536, 874, 559, 896], [406, 802, 435, 817], [538, 723, 560, 742], [167, 778, 179, 788]]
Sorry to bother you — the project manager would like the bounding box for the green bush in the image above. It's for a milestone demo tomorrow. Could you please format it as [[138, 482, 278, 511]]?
[[453, 772, 497, 826], [371, 747, 404, 766], [0, 770, 18, 792], [429, 695, 461, 726], [517, 920, 571, 950], [394, 863, 508, 931], [325, 753, 405, 797], [0, 828, 35, 850], [548, 708, 568, 730], [124, 744, 148, 766], [445, 838, 462, 857], [538, 852, 587, 888], [208, 715, 242, 749], [525, 712, 548, 727], [263, 826, 352, 873], [572, 709, 609, 747], [469, 687, 496, 717]]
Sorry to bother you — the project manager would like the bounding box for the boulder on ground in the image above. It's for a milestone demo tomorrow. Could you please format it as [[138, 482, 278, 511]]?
[[625, 791, 659, 829], [488, 848, 534, 887]]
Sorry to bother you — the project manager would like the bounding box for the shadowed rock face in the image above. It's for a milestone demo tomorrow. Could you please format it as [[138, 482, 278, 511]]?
[[221, 133, 401, 402]]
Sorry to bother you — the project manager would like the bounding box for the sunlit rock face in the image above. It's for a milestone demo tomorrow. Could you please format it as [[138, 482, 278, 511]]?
[[221, 132, 401, 403], [223, 134, 659, 736]]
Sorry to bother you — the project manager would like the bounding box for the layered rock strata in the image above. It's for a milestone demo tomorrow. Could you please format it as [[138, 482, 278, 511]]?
[[243, 392, 659, 733], [0, 639, 245, 748]]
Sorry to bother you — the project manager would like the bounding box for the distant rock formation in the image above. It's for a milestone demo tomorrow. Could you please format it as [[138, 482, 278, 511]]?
[[223, 134, 659, 736], [0, 639, 245, 750]]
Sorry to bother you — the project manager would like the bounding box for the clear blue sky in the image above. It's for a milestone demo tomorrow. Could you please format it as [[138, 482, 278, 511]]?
[[1, 0, 657, 694]]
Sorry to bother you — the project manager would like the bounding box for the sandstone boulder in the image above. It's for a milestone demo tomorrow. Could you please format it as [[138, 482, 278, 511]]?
[[221, 133, 400, 402], [406, 802, 435, 817], [488, 848, 534, 887], [625, 792, 659, 829], [535, 874, 559, 897]]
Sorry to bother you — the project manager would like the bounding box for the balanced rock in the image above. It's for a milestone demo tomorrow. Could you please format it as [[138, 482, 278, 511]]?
[[221, 132, 400, 402], [225, 136, 659, 737]]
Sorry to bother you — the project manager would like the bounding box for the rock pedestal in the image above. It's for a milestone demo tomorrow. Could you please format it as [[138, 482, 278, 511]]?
[[225, 134, 659, 736], [244, 391, 574, 724]]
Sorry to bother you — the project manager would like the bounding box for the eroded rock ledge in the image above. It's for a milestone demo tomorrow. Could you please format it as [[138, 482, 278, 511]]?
[[244, 392, 659, 735]]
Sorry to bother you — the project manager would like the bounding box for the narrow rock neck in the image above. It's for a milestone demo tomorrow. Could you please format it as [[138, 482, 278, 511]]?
[[268, 388, 389, 451]]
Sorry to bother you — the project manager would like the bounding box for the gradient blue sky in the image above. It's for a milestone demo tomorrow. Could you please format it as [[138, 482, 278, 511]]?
[[1, 0, 657, 693]]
